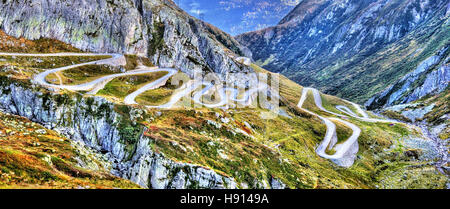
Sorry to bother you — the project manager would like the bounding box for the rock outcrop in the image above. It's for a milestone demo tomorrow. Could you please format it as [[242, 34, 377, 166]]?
[[0, 79, 237, 188], [116, 136, 237, 189], [0, 0, 252, 78], [366, 46, 449, 109]]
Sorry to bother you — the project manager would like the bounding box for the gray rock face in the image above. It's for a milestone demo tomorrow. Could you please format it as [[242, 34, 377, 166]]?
[[237, 0, 449, 103], [117, 136, 237, 189], [405, 65, 450, 103], [0, 0, 252, 78], [0, 80, 237, 189], [366, 46, 449, 109]]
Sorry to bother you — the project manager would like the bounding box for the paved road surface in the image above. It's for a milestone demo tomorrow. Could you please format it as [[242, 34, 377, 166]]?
[[297, 87, 397, 167]]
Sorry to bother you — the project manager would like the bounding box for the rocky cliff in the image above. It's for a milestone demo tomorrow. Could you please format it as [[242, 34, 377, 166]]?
[[0, 0, 252, 77], [366, 46, 449, 109], [0, 78, 239, 188], [237, 0, 450, 103]]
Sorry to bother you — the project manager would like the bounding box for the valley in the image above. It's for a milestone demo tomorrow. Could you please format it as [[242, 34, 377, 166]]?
[[0, 0, 447, 189], [237, 0, 449, 104]]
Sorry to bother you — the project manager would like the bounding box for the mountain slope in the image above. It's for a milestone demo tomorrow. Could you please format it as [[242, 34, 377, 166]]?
[[2, 52, 446, 188], [236, 0, 450, 103], [366, 46, 449, 109], [0, 0, 252, 77]]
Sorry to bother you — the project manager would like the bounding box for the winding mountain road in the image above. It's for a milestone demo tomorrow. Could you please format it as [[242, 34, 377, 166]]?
[[297, 88, 397, 167], [124, 67, 178, 105], [1, 52, 399, 168], [0, 52, 181, 103], [1, 52, 276, 110]]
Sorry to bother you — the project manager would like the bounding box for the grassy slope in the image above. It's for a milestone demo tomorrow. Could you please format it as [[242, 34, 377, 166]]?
[[0, 30, 82, 53], [45, 64, 120, 85], [134, 73, 192, 107], [0, 111, 140, 189], [98, 71, 168, 100], [421, 87, 450, 127], [45, 55, 155, 86], [96, 55, 172, 105], [0, 56, 111, 80]]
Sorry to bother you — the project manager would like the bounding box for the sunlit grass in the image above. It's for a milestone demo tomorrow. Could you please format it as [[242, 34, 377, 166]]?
[[97, 71, 168, 100]]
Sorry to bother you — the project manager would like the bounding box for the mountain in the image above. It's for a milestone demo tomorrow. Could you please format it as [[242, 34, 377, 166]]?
[[0, 0, 253, 78], [366, 46, 449, 109], [236, 0, 450, 104], [0, 0, 448, 189]]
